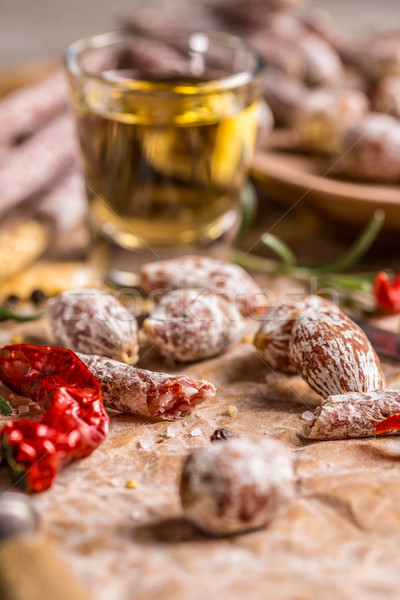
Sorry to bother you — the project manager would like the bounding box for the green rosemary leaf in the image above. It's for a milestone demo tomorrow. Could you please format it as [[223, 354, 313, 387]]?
[[233, 249, 286, 275], [261, 233, 297, 268], [318, 274, 374, 292], [308, 210, 385, 274], [0, 395, 13, 415], [238, 182, 258, 242], [0, 305, 45, 322]]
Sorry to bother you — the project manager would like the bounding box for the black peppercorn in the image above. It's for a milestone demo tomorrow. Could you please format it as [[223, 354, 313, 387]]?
[[30, 289, 47, 306], [5, 294, 20, 306], [210, 428, 236, 442]]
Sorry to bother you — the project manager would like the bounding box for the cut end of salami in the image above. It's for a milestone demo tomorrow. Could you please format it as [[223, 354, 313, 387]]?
[[302, 390, 400, 440], [149, 376, 216, 419], [77, 353, 216, 420]]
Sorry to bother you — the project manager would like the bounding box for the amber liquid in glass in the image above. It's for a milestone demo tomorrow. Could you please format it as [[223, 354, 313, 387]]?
[[74, 77, 259, 250]]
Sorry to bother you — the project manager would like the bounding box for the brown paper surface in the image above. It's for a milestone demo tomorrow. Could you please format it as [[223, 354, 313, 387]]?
[[1, 302, 400, 600]]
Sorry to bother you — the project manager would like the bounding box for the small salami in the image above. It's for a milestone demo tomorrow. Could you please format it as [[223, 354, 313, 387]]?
[[140, 255, 266, 316], [250, 25, 343, 87], [262, 68, 309, 126], [293, 87, 369, 155], [180, 437, 295, 536], [49, 289, 139, 365], [289, 308, 385, 398], [210, 0, 304, 34], [143, 288, 245, 363], [304, 390, 400, 440], [360, 33, 400, 82], [336, 114, 400, 183], [78, 353, 216, 419], [374, 76, 400, 120], [254, 295, 338, 373]]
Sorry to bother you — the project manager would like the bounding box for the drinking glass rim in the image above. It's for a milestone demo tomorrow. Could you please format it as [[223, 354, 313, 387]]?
[[64, 27, 265, 96]]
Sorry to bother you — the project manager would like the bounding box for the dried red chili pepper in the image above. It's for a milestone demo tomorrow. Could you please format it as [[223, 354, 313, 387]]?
[[0, 344, 109, 493], [374, 271, 400, 313], [375, 413, 400, 435]]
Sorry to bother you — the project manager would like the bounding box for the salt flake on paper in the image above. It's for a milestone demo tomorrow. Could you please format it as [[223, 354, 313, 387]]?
[[302, 411, 315, 421], [190, 427, 203, 437], [138, 436, 154, 449]]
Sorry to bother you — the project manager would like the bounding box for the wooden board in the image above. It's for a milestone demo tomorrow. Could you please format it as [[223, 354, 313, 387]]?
[[252, 129, 400, 231]]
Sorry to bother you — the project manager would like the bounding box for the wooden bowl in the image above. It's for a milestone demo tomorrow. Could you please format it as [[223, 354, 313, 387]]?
[[252, 129, 400, 231]]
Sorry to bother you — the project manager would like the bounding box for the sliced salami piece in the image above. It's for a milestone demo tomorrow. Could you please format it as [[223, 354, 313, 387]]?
[[78, 354, 216, 419], [304, 390, 400, 440]]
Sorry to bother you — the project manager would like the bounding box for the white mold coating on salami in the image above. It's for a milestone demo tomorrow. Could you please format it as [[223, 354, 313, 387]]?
[[304, 389, 400, 440], [361, 34, 400, 81], [289, 308, 385, 398], [78, 353, 216, 420], [180, 437, 295, 536], [293, 87, 369, 155], [143, 288, 245, 363], [49, 289, 139, 365], [140, 255, 267, 316], [374, 76, 400, 120], [254, 295, 339, 373], [338, 113, 400, 183]]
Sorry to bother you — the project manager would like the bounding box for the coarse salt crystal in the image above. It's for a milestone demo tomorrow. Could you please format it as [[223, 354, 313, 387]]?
[[17, 405, 29, 415], [190, 427, 202, 437], [166, 425, 179, 438], [138, 437, 154, 449], [302, 411, 315, 422], [130, 507, 146, 521], [184, 387, 198, 397]]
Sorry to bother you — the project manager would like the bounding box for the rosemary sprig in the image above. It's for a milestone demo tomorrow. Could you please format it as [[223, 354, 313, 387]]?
[[261, 234, 297, 268], [0, 305, 45, 322], [0, 395, 13, 415], [234, 211, 386, 299], [306, 210, 385, 274], [238, 182, 257, 241]]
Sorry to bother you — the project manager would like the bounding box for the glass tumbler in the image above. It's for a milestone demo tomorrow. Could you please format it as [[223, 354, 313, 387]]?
[[65, 28, 265, 280]]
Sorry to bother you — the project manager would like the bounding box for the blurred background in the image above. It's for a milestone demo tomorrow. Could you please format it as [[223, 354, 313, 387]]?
[[1, 0, 400, 299], [1, 0, 399, 67]]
